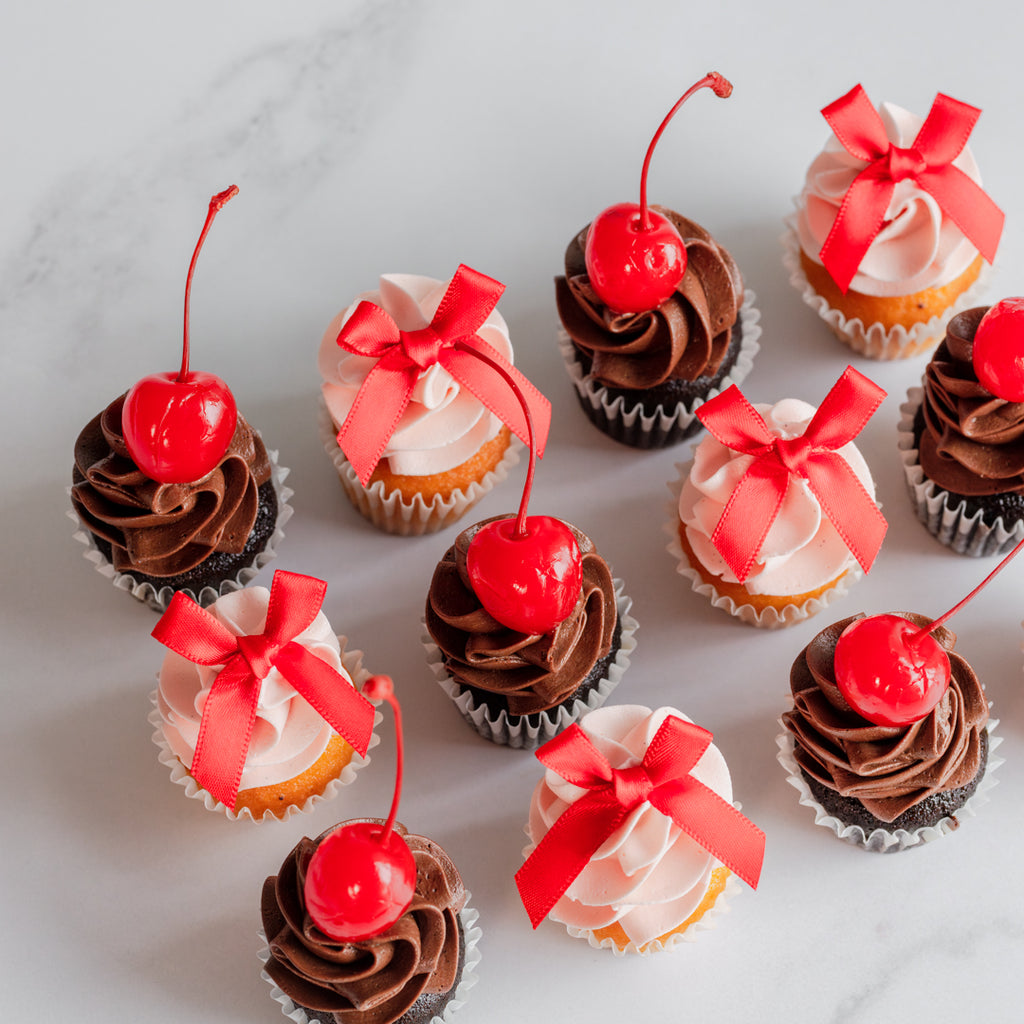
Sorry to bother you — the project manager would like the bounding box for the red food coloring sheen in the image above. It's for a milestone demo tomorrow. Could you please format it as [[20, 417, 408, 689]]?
[[303, 675, 417, 943], [972, 297, 1024, 402], [122, 186, 240, 484], [583, 71, 733, 315]]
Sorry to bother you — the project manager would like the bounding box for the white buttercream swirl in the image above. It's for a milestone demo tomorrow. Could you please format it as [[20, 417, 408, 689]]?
[[526, 704, 732, 948], [156, 586, 355, 793], [679, 398, 876, 597], [318, 273, 511, 476], [796, 101, 984, 297]]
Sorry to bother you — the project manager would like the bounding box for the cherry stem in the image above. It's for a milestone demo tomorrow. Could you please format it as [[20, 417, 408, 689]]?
[[454, 341, 535, 540], [910, 532, 1024, 643], [637, 72, 732, 232], [363, 675, 404, 845], [179, 185, 239, 383]]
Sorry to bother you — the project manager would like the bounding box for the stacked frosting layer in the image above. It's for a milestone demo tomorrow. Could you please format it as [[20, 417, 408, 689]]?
[[262, 823, 466, 1024], [782, 613, 989, 823]]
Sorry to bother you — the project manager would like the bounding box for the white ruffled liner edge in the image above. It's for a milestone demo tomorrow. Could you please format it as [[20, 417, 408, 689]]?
[[258, 901, 482, 1024], [664, 463, 863, 630], [423, 581, 637, 750], [318, 398, 522, 536], [149, 643, 381, 823], [69, 437, 293, 613], [781, 213, 992, 361], [898, 387, 1024, 556], [776, 715, 1002, 853], [558, 290, 761, 439]]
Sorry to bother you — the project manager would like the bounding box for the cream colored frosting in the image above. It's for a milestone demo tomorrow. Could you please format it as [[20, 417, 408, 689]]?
[[157, 586, 354, 793], [526, 705, 732, 948], [679, 398, 876, 597], [796, 101, 984, 297], [318, 273, 511, 476]]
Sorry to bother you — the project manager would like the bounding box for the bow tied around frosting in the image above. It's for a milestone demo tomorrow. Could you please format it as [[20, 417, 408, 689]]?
[[515, 716, 765, 929], [152, 570, 375, 810], [334, 264, 552, 485], [695, 366, 888, 585], [818, 84, 1003, 293]]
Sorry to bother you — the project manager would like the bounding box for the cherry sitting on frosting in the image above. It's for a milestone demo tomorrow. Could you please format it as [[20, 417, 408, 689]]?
[[583, 71, 733, 315], [972, 297, 1024, 402], [122, 186, 240, 484], [304, 675, 417, 943]]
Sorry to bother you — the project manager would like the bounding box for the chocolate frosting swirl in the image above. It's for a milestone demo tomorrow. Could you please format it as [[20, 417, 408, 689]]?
[[555, 207, 744, 389], [919, 307, 1024, 496], [782, 613, 989, 823], [425, 517, 617, 716], [262, 821, 467, 1024], [71, 393, 272, 576]]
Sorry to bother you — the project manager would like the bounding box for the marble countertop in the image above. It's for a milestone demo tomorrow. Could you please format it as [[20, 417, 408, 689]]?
[[4, 2, 1024, 1021]]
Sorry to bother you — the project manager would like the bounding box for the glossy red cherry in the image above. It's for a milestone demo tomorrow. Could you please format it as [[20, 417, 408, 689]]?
[[973, 297, 1024, 402], [834, 614, 951, 727]]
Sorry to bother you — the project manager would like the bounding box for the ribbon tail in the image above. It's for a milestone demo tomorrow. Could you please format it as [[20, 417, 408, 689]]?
[[152, 592, 241, 664], [819, 170, 896, 294], [917, 166, 1004, 264]]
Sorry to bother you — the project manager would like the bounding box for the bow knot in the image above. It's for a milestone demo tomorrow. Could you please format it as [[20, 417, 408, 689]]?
[[886, 144, 926, 181], [611, 763, 653, 809], [400, 325, 445, 370], [773, 434, 813, 476], [235, 633, 284, 680]]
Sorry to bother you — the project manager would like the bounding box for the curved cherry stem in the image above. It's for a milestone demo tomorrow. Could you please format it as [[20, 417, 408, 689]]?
[[911, 533, 1024, 643], [179, 185, 239, 382], [362, 675, 404, 844], [637, 72, 733, 232], [454, 341, 535, 540]]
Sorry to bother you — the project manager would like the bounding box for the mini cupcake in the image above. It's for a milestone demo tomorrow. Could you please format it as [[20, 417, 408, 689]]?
[[557, 73, 759, 447], [669, 367, 887, 628], [150, 570, 377, 821], [70, 186, 290, 611], [900, 301, 1024, 555], [516, 704, 765, 954], [318, 264, 549, 535], [779, 612, 998, 852], [785, 84, 1003, 360]]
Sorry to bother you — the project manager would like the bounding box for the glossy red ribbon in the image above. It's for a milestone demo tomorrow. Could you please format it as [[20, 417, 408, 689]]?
[[151, 570, 375, 810], [515, 716, 765, 929], [818, 84, 1003, 294], [695, 366, 887, 584], [334, 264, 551, 485]]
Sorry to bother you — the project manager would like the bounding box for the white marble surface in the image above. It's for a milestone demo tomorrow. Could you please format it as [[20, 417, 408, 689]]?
[[4, 1, 1024, 1021]]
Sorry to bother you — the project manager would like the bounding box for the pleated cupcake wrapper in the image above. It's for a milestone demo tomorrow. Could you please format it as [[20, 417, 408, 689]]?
[[558, 290, 761, 448], [776, 717, 1002, 853], [423, 582, 637, 750], [149, 642, 380, 823], [665, 464, 862, 630], [318, 398, 522, 536], [70, 439, 293, 613], [781, 216, 992, 361], [258, 900, 481, 1024], [899, 388, 1024, 556]]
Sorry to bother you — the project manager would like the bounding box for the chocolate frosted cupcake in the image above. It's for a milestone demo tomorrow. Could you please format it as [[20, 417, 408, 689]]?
[[779, 612, 997, 852], [557, 209, 759, 447], [900, 305, 1024, 555]]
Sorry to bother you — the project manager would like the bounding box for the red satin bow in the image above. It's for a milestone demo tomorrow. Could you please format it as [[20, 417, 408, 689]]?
[[152, 570, 375, 810], [515, 716, 765, 929], [818, 84, 1004, 294], [334, 264, 551, 485], [695, 366, 887, 584]]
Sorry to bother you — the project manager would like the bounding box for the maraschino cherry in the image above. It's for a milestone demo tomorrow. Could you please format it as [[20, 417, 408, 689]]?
[[584, 72, 733, 315], [972, 297, 1024, 402], [121, 186, 240, 484], [303, 675, 417, 943], [834, 534, 1024, 727]]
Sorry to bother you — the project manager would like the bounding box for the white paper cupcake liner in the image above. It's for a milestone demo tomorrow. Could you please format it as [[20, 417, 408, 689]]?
[[776, 718, 1002, 853], [259, 900, 481, 1024], [558, 290, 761, 448], [318, 398, 522, 536], [423, 581, 637, 750], [149, 642, 380, 822], [70, 439, 293, 613], [665, 464, 863, 629], [899, 388, 1024, 555], [782, 215, 992, 361]]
